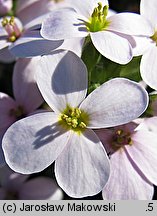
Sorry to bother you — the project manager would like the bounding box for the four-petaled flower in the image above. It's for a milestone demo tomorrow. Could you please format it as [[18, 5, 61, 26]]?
[[2, 50, 148, 198]]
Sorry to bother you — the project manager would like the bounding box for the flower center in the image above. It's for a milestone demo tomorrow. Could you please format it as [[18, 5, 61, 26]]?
[[112, 129, 132, 149], [151, 30, 157, 45], [86, 2, 110, 32], [1, 16, 21, 42], [59, 105, 89, 133], [9, 105, 26, 120]]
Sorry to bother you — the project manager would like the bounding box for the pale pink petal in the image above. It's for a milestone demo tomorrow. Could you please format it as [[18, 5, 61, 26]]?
[[2, 112, 70, 174], [80, 78, 148, 129], [140, 0, 157, 28], [19, 177, 63, 200], [140, 46, 157, 90], [41, 8, 88, 41], [0, 93, 17, 130], [103, 149, 154, 200], [137, 117, 157, 133], [107, 13, 154, 36], [13, 58, 44, 114], [37, 50, 87, 113], [17, 0, 52, 26], [125, 130, 157, 185], [55, 129, 110, 198], [90, 31, 132, 64]]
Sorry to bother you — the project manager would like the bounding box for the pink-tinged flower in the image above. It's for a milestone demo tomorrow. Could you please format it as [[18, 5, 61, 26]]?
[[0, 0, 12, 16], [0, 165, 63, 200], [0, 58, 43, 166], [132, 0, 157, 90], [0, 0, 84, 62], [16, 0, 72, 26], [0, 10, 63, 61], [95, 117, 157, 200], [41, 0, 153, 64], [2, 50, 148, 198]]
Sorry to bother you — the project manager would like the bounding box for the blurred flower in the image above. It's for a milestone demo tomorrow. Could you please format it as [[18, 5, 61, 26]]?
[[0, 0, 12, 16], [0, 165, 63, 200], [41, 0, 153, 64], [2, 50, 148, 198], [95, 117, 157, 200], [0, 58, 43, 166], [133, 0, 157, 90]]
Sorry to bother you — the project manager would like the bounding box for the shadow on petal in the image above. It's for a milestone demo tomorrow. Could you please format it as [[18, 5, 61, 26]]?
[[33, 122, 67, 149]]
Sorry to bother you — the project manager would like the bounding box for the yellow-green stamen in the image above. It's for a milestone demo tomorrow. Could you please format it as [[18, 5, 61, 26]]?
[[59, 105, 89, 134], [151, 30, 157, 45], [1, 16, 21, 42], [86, 2, 110, 32], [112, 129, 132, 150]]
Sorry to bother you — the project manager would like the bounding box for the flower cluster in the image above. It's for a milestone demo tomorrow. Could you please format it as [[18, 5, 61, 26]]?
[[0, 0, 157, 200]]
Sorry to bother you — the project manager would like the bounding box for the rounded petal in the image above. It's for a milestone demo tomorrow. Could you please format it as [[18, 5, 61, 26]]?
[[9, 30, 63, 58], [140, 46, 157, 90], [107, 13, 154, 36], [13, 58, 44, 113], [80, 78, 148, 129], [2, 112, 70, 174], [55, 129, 110, 198], [37, 50, 87, 113], [90, 31, 132, 64], [140, 0, 157, 28], [41, 8, 88, 41], [103, 149, 154, 200], [68, 0, 108, 18], [17, 0, 52, 26], [138, 117, 157, 133], [0, 93, 17, 130], [125, 130, 157, 185], [19, 177, 63, 200]]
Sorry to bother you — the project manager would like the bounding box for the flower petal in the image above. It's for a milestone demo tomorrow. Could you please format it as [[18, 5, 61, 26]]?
[[2, 112, 70, 174], [102, 149, 154, 200], [140, 46, 157, 90], [37, 50, 87, 113], [90, 31, 132, 64], [107, 13, 154, 36], [0, 47, 16, 63], [55, 129, 110, 198], [59, 37, 84, 57], [9, 30, 63, 57], [140, 0, 157, 28], [68, 0, 108, 18], [125, 130, 157, 185], [41, 8, 88, 41], [19, 177, 63, 200], [13, 58, 44, 113], [80, 78, 148, 129], [132, 36, 153, 56], [0, 93, 17, 130]]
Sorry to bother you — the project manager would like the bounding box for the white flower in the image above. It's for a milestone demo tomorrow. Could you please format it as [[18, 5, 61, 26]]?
[[2, 50, 148, 197], [41, 0, 153, 64]]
